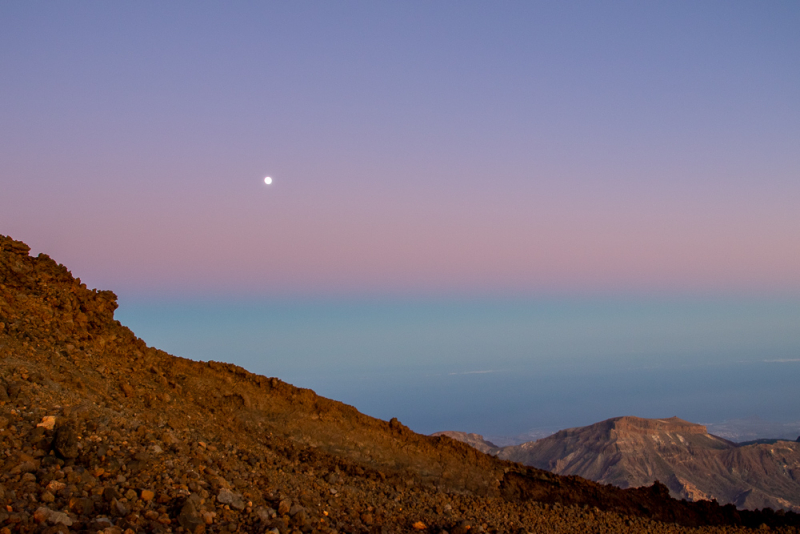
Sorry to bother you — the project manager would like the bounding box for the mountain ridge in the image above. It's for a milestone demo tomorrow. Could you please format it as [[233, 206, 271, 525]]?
[[442, 416, 800, 513]]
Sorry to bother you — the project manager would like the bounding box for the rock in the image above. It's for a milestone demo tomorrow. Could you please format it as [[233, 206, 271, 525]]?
[[4, 238, 30, 255], [9, 454, 37, 475], [6, 382, 22, 400], [41, 455, 59, 468], [412, 521, 427, 530], [103, 486, 122, 502], [52, 424, 79, 459], [33, 507, 73, 526], [46, 480, 66, 492], [120, 383, 134, 397], [112, 498, 129, 517], [290, 509, 308, 527], [390, 417, 410, 433], [140, 489, 155, 501], [255, 506, 274, 522], [68, 497, 94, 515], [277, 498, 291, 515], [0, 384, 9, 402], [162, 431, 178, 446], [179, 499, 206, 534], [36, 416, 56, 430], [40, 491, 55, 503], [33, 508, 47, 523], [90, 516, 113, 530], [186, 493, 204, 508], [217, 488, 245, 511], [26, 426, 47, 446]]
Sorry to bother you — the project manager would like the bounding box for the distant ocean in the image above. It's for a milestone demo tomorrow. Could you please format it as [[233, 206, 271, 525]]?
[[116, 296, 800, 441]]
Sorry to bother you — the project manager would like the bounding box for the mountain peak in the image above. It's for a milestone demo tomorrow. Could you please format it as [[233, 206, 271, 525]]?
[[496, 415, 800, 512], [607, 415, 708, 435]]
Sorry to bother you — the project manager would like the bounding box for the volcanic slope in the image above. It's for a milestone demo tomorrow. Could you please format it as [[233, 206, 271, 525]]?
[[497, 416, 800, 512], [1, 233, 799, 533]]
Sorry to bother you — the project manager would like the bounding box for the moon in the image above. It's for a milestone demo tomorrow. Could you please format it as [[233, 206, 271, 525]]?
[[264, 176, 273, 185]]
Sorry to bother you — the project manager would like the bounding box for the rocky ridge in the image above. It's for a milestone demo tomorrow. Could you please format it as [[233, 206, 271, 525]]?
[[1, 233, 799, 533]]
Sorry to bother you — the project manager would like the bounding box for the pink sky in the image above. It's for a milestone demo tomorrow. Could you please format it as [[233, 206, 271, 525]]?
[[2, 2, 799, 298]]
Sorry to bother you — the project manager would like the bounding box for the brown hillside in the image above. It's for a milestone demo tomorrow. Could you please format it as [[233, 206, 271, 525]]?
[[1, 234, 799, 533]]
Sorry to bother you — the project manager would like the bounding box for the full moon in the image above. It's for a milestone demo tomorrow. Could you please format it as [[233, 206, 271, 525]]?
[[264, 176, 273, 185]]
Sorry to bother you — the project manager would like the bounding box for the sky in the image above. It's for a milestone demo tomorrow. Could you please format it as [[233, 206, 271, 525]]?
[[2, 1, 799, 299]]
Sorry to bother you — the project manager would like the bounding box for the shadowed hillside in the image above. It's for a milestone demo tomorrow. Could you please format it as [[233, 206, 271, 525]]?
[[2, 234, 799, 533]]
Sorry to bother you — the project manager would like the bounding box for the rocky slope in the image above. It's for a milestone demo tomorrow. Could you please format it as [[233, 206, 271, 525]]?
[[493, 416, 800, 512], [2, 233, 800, 533]]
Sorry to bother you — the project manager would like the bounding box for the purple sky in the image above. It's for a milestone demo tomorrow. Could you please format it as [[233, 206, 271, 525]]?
[[2, 1, 799, 298]]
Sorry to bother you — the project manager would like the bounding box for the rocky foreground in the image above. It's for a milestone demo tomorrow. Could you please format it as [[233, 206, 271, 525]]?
[[1, 233, 799, 534]]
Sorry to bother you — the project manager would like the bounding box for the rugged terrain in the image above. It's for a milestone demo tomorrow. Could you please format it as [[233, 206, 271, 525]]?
[[444, 417, 800, 513], [1, 233, 799, 533]]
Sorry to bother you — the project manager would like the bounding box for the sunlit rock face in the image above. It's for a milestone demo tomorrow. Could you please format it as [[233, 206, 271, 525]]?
[[495, 415, 800, 512]]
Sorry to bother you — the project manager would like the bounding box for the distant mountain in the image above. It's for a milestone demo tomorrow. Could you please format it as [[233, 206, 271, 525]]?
[[445, 416, 800, 512], [431, 431, 500, 455]]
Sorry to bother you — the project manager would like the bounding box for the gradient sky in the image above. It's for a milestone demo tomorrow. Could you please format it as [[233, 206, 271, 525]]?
[[2, 1, 799, 299]]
